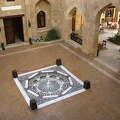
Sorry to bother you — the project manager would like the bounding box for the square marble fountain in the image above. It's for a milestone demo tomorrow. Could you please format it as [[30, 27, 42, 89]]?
[[13, 65, 87, 109]]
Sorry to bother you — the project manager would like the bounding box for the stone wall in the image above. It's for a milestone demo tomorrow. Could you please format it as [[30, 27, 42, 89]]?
[[79, 0, 120, 73], [0, 0, 120, 73], [0, 0, 26, 44]]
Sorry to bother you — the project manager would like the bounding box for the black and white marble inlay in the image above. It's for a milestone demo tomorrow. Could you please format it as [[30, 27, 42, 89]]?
[[13, 65, 86, 109]]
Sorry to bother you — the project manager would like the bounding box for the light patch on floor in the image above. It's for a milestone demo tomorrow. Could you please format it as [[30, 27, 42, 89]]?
[[13, 65, 86, 109]]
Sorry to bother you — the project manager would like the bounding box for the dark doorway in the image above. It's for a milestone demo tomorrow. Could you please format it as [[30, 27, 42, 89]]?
[[72, 11, 76, 31], [3, 17, 24, 45]]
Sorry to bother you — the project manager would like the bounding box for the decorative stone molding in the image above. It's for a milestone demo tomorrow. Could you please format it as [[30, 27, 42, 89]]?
[[1, 5, 22, 11]]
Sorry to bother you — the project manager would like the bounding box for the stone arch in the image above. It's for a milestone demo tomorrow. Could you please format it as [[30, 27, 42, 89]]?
[[68, 7, 77, 31], [95, 3, 113, 33], [95, 3, 112, 16], [95, 2, 120, 25], [35, 0, 51, 14], [66, 7, 84, 40], [68, 7, 77, 19], [66, 5, 84, 19], [37, 11, 46, 28], [35, 0, 51, 29], [95, 3, 119, 46], [95, 1, 120, 15], [94, 3, 120, 73]]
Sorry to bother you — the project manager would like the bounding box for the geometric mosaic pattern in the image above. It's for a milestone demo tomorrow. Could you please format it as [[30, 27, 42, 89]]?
[[13, 65, 86, 109]]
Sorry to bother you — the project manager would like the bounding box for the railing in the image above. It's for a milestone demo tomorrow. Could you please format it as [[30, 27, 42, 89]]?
[[70, 33, 82, 45]]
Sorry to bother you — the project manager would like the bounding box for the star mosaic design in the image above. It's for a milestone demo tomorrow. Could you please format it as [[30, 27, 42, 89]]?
[[13, 65, 86, 109]]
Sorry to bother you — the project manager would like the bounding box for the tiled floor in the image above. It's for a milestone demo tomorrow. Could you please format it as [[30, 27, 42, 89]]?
[[0, 41, 120, 120], [96, 28, 120, 73]]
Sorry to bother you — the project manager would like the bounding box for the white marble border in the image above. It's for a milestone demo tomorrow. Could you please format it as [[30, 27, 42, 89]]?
[[13, 65, 86, 109], [18, 65, 57, 77], [13, 78, 30, 106], [60, 65, 84, 85], [37, 88, 86, 109]]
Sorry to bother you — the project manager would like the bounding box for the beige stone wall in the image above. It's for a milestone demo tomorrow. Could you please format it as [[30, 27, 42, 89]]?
[[29, 0, 63, 39], [82, 0, 120, 56], [0, 0, 26, 44], [0, 0, 120, 73], [60, 0, 120, 73], [0, 0, 63, 43]]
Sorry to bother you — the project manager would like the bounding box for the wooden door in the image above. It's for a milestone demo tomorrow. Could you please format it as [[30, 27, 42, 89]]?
[[4, 19, 15, 44], [18, 17, 24, 41]]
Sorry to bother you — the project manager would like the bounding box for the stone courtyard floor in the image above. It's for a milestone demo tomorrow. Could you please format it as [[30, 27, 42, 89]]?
[[97, 28, 120, 73], [0, 40, 120, 120]]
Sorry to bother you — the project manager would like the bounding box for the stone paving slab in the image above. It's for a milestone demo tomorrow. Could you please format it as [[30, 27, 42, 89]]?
[[0, 41, 120, 120]]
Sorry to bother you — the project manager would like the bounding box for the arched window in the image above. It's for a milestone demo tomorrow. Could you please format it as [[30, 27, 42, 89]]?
[[37, 11, 46, 28]]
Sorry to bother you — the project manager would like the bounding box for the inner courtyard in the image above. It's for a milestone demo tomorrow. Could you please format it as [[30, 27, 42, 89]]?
[[0, 41, 120, 120], [0, 0, 120, 120]]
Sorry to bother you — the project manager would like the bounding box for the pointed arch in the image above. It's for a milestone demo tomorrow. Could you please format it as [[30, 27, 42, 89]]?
[[37, 11, 46, 28], [35, 0, 51, 29], [96, 3, 112, 22], [94, 3, 119, 56], [35, 0, 51, 7], [95, 3, 119, 33], [68, 7, 77, 18], [35, 0, 51, 14], [67, 7, 84, 33], [66, 5, 85, 19]]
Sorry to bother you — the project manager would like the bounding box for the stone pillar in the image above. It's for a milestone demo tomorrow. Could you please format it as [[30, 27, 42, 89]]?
[[118, 19, 120, 34], [0, 19, 6, 45], [60, 17, 72, 40], [25, 0, 32, 41], [30, 99, 37, 110], [83, 80, 90, 89], [12, 70, 18, 78], [0, 20, 2, 44], [82, 20, 99, 57], [118, 62, 120, 74], [56, 58, 62, 66], [81, 12, 101, 57], [1, 42, 5, 50], [29, 37, 33, 45]]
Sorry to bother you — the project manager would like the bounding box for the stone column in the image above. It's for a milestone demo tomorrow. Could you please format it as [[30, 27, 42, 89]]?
[[118, 19, 120, 34], [0, 19, 2, 44], [25, 0, 32, 41], [0, 19, 6, 45], [61, 17, 72, 40], [82, 19, 99, 57], [118, 62, 120, 74], [118, 43, 120, 74]]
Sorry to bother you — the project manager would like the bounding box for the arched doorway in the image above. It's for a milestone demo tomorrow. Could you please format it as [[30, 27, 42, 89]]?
[[72, 11, 76, 31], [99, 5, 119, 29], [68, 7, 84, 45], [95, 3, 120, 73]]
